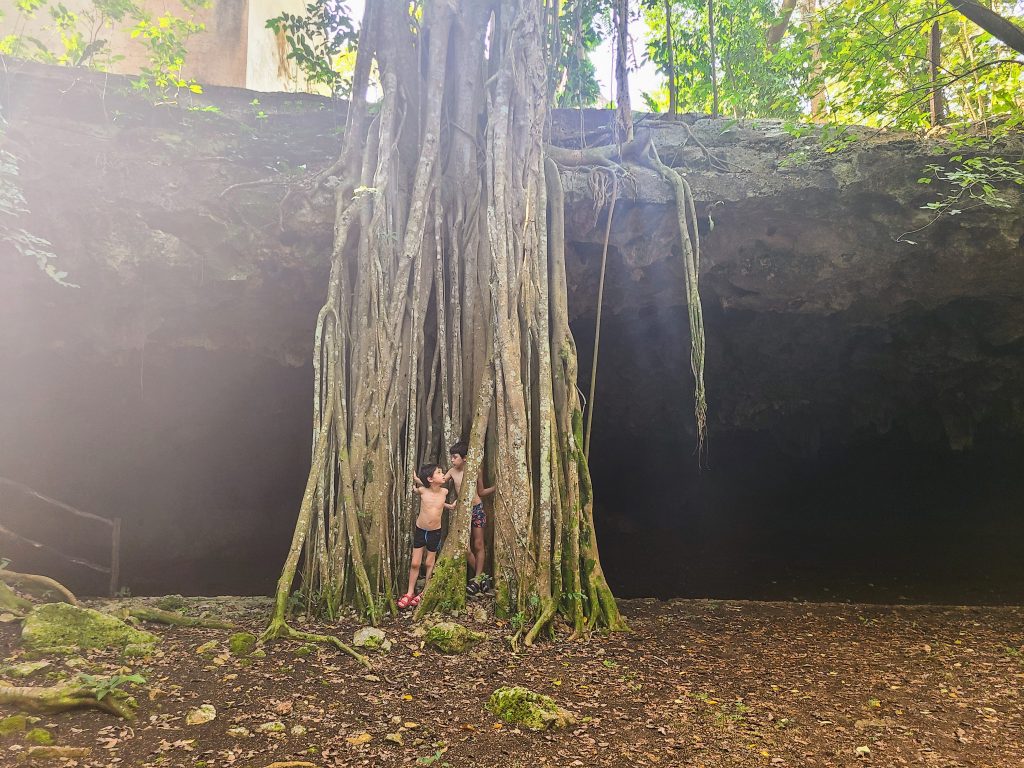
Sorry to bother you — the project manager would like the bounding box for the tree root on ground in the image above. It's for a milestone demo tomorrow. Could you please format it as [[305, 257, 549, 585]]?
[[25, 746, 92, 760], [261, 619, 370, 669], [0, 571, 77, 605], [0, 683, 135, 718], [116, 606, 235, 630], [0, 581, 33, 615]]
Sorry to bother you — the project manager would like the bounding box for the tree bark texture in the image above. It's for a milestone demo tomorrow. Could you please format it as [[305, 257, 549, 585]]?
[[267, 0, 638, 640]]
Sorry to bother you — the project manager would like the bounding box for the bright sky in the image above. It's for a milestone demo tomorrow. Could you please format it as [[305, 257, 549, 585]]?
[[344, 0, 662, 106], [591, 18, 662, 106]]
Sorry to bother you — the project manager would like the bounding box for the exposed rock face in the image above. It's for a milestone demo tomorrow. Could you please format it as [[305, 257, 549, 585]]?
[[1, 61, 1022, 601]]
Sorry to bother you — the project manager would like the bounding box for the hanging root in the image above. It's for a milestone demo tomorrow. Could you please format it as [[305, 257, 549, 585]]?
[[0, 682, 136, 719], [261, 619, 370, 670], [0, 570, 77, 605]]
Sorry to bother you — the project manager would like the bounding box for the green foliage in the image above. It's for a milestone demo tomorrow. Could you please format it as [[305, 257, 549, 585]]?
[[552, 0, 608, 108], [76, 672, 146, 700], [900, 152, 1024, 242], [642, 0, 806, 118], [266, 1, 357, 96], [811, 0, 1023, 130], [128, 0, 209, 99], [1, 0, 207, 100]]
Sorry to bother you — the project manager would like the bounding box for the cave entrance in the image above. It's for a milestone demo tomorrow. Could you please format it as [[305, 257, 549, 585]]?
[[570, 245, 1024, 606]]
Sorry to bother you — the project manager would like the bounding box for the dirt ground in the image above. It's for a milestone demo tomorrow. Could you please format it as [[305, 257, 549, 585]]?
[[1, 597, 1022, 767]]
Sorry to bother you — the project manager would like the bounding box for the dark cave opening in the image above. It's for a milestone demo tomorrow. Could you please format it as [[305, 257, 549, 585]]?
[[3, 246, 1023, 605], [572, 300, 1024, 605]]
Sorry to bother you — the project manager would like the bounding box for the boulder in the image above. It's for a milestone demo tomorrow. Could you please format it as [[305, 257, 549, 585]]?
[[352, 627, 391, 653], [21, 603, 158, 655], [486, 686, 576, 731], [423, 622, 485, 654]]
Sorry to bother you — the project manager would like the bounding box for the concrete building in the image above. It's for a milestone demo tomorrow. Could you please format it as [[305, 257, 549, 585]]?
[[1, 0, 315, 92]]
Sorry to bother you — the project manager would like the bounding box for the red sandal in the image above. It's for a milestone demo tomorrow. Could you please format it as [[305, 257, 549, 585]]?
[[398, 593, 414, 609], [411, 593, 422, 607]]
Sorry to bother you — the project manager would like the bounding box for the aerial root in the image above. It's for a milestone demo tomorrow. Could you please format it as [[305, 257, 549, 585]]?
[[261, 619, 370, 669], [116, 606, 236, 630], [0, 682, 136, 719], [0, 570, 77, 605]]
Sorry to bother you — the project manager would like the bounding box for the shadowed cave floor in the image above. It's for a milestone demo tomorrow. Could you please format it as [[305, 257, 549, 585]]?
[[1, 596, 1022, 767]]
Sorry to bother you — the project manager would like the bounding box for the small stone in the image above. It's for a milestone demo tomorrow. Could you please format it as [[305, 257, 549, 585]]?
[[226, 726, 251, 738], [257, 721, 286, 733], [195, 641, 218, 654], [4, 660, 50, 678], [249, 649, 266, 659], [290, 724, 307, 736], [363, 674, 381, 682], [228, 632, 258, 657], [345, 732, 372, 745], [855, 745, 872, 757], [384, 732, 404, 746], [472, 605, 488, 623], [353, 627, 392, 653], [186, 704, 217, 726], [25, 728, 53, 745]]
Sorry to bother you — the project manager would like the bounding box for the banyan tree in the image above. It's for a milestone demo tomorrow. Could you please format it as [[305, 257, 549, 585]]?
[[265, 0, 706, 646]]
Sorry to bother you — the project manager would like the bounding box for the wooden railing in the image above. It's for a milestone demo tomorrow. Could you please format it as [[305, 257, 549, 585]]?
[[0, 477, 121, 596]]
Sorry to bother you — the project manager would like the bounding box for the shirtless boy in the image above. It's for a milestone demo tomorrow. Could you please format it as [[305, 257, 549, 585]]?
[[399, 463, 455, 609], [446, 441, 495, 594]]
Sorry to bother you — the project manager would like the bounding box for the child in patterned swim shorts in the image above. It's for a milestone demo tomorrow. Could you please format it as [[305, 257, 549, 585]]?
[[446, 441, 495, 595]]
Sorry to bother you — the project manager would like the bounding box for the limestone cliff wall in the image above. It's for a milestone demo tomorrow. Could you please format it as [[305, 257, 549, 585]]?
[[2, 61, 1022, 597]]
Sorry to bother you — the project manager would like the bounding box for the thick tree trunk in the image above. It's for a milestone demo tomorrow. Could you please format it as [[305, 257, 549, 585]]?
[[268, 0, 704, 644]]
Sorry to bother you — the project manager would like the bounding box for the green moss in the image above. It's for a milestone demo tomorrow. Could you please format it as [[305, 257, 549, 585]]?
[[486, 686, 575, 731], [153, 594, 187, 612], [423, 622, 485, 654], [416, 555, 467, 615], [21, 603, 159, 654], [0, 715, 30, 737], [494, 581, 511, 619], [25, 728, 53, 745], [228, 632, 258, 657]]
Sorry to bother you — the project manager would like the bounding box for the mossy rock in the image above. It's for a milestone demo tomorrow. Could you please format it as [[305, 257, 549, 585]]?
[[2, 660, 50, 678], [21, 603, 159, 655], [25, 728, 53, 745], [228, 632, 258, 657], [486, 686, 576, 731], [352, 627, 391, 653], [423, 622, 485, 654], [0, 715, 31, 737], [153, 594, 187, 612]]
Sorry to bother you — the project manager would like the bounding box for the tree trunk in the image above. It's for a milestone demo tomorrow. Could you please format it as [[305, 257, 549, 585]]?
[[267, 0, 634, 640], [665, 0, 678, 116], [767, 0, 798, 51], [615, 0, 634, 141], [708, 0, 720, 118], [929, 20, 945, 127], [945, 0, 1024, 56]]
